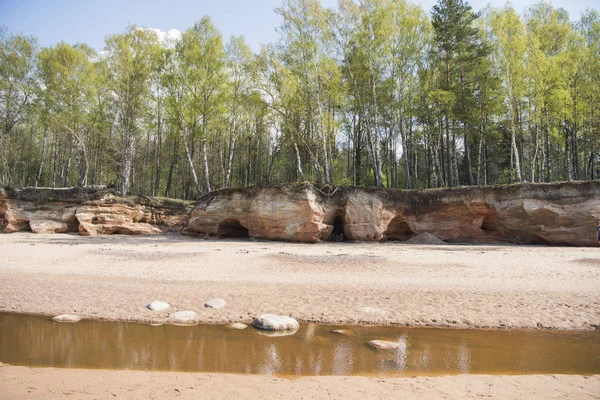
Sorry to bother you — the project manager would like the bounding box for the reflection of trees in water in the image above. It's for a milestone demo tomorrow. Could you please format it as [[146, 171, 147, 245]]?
[[1, 314, 598, 375], [413, 343, 432, 371], [258, 343, 281, 375], [332, 341, 353, 375], [458, 340, 471, 373]]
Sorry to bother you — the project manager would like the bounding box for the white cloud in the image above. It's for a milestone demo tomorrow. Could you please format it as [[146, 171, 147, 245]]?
[[142, 28, 182, 48]]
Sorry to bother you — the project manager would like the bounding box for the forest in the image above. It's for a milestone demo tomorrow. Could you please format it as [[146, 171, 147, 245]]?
[[1, 0, 599, 199]]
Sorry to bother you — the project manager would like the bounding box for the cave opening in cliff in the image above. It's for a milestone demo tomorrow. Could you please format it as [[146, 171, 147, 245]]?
[[329, 215, 346, 242], [481, 216, 497, 232], [383, 216, 414, 241], [217, 218, 249, 238]]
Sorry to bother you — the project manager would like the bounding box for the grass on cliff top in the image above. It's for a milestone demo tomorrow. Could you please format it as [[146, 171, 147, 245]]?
[[1, 186, 193, 210], [3, 180, 597, 207], [197, 180, 599, 205]]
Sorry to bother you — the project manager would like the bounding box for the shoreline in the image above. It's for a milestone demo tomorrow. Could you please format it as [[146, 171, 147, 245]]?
[[0, 309, 597, 332]]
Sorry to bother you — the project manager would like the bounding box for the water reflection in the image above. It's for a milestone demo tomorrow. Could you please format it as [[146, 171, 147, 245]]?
[[0, 313, 598, 376]]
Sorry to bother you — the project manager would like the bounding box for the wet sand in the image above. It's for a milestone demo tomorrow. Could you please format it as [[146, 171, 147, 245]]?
[[1, 232, 599, 399], [1, 365, 599, 399]]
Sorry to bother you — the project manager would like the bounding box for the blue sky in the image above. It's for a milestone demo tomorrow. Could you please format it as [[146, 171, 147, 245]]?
[[0, 0, 595, 51]]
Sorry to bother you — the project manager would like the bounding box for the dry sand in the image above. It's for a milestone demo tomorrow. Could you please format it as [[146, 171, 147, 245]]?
[[1, 232, 599, 399], [1, 232, 598, 329]]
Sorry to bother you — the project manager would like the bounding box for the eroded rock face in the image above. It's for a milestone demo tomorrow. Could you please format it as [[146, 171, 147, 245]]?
[[0, 187, 192, 236], [184, 182, 600, 246], [184, 185, 330, 242]]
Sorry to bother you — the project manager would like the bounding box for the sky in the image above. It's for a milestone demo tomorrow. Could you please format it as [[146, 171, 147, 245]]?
[[0, 0, 596, 52]]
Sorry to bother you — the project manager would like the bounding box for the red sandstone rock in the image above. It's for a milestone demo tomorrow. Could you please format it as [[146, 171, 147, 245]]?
[[184, 186, 330, 242], [184, 182, 600, 247], [0, 187, 191, 236]]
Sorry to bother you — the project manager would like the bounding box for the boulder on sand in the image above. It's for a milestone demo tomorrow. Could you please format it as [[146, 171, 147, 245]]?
[[251, 314, 299, 331]]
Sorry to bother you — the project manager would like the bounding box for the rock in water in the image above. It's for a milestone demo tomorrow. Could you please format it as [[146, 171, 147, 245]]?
[[52, 314, 81, 323], [368, 340, 400, 350], [227, 322, 248, 330], [147, 300, 170, 311], [170, 310, 198, 324], [331, 329, 354, 336], [251, 314, 299, 331], [204, 298, 226, 309]]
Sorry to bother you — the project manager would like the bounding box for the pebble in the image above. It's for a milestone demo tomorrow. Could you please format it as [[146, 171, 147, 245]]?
[[204, 298, 226, 309], [52, 314, 81, 323], [147, 300, 170, 311]]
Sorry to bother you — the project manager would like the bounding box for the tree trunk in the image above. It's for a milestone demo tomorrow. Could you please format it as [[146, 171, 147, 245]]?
[[35, 127, 48, 188], [165, 136, 179, 198], [224, 133, 236, 188], [444, 115, 452, 187], [181, 128, 201, 196], [465, 128, 473, 185], [122, 130, 133, 196], [565, 122, 572, 181], [202, 132, 211, 193], [506, 68, 522, 182]]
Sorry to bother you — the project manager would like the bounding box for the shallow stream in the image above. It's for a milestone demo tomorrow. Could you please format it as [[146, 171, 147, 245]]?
[[1, 313, 598, 376]]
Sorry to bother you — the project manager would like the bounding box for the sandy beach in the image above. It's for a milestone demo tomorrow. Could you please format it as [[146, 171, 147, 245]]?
[[1, 232, 599, 399], [1, 364, 599, 399], [1, 232, 598, 329]]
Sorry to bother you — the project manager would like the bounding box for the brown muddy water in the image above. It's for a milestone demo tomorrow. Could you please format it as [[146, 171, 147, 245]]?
[[0, 313, 598, 376]]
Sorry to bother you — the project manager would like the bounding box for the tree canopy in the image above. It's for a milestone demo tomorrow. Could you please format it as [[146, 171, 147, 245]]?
[[0, 1, 598, 199]]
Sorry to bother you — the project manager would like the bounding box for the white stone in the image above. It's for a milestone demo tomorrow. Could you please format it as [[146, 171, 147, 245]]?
[[251, 314, 299, 331], [331, 329, 354, 336], [367, 340, 400, 350], [52, 314, 81, 323], [204, 298, 226, 309], [147, 300, 170, 311], [227, 322, 248, 330], [170, 310, 198, 324]]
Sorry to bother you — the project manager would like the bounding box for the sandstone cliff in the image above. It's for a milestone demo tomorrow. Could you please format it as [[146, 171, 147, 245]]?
[[184, 182, 600, 246], [0, 187, 192, 235]]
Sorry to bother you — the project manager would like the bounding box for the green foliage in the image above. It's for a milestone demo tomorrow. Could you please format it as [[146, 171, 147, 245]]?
[[0, 0, 598, 198]]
